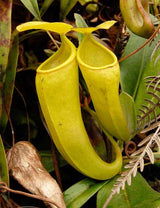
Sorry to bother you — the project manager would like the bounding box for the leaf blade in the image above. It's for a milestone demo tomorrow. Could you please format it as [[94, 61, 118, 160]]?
[[64, 178, 108, 208], [0, 135, 9, 185], [97, 173, 160, 208], [120, 91, 137, 136], [20, 0, 41, 20], [60, 0, 78, 20], [0, 0, 12, 119], [40, 0, 55, 17], [0, 34, 19, 132], [120, 17, 159, 99], [135, 42, 160, 120]]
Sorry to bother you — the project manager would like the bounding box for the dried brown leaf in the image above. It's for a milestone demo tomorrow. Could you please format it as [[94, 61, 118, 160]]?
[[7, 141, 66, 208]]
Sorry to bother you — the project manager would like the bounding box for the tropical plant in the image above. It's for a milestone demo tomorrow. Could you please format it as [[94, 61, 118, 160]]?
[[0, 0, 160, 207]]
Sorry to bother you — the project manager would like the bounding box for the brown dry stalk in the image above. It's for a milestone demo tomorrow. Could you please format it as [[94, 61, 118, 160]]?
[[14, 85, 30, 141], [119, 24, 160, 62], [0, 182, 61, 208], [51, 141, 63, 190]]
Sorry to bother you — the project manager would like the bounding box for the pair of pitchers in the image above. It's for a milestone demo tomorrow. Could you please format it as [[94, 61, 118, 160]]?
[[17, 21, 131, 180]]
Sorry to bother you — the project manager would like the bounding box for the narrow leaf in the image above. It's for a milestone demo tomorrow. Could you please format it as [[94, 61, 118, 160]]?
[[129, 158, 138, 164], [120, 91, 137, 135], [0, 135, 9, 185], [20, 0, 41, 20], [60, 0, 78, 20], [40, 0, 55, 17], [121, 181, 125, 190], [126, 175, 132, 186], [133, 167, 137, 177], [117, 177, 124, 182], [124, 164, 134, 169], [0, 34, 19, 133], [138, 135, 152, 147], [63, 178, 108, 208], [121, 170, 130, 177], [0, 0, 12, 120], [146, 146, 154, 164], [74, 13, 88, 43], [139, 158, 144, 172], [131, 147, 145, 156]]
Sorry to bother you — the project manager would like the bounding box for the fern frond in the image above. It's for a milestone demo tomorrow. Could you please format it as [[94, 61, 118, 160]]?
[[102, 41, 160, 208], [103, 125, 160, 208], [137, 75, 160, 131], [150, 40, 160, 62]]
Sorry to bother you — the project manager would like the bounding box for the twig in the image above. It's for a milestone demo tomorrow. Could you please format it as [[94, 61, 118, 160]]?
[[0, 182, 61, 208], [4, 106, 15, 147], [51, 141, 63, 190], [14, 85, 30, 141], [119, 24, 160, 62], [47, 31, 59, 49]]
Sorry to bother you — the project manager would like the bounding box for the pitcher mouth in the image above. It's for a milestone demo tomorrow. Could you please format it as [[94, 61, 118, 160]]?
[[37, 36, 76, 74], [77, 35, 117, 71]]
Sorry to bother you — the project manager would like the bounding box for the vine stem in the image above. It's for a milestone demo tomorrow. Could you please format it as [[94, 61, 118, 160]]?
[[51, 141, 63, 190], [0, 182, 61, 208], [4, 106, 15, 147], [119, 24, 160, 63], [14, 85, 30, 141], [47, 31, 59, 49]]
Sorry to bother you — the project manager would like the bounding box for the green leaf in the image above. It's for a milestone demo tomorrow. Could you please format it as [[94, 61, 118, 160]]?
[[120, 23, 159, 99], [40, 0, 55, 18], [40, 151, 67, 172], [120, 91, 137, 135], [74, 13, 88, 28], [0, 135, 9, 185], [60, 0, 78, 20], [20, 0, 41, 20], [74, 13, 88, 43], [0, 0, 12, 119], [64, 178, 108, 208], [135, 41, 160, 116], [0, 33, 19, 133], [97, 173, 160, 208]]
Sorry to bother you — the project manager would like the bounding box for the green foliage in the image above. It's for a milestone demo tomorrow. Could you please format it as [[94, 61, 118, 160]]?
[[120, 92, 137, 135], [0, 34, 19, 132], [120, 27, 159, 99], [40, 151, 67, 172], [64, 178, 108, 208], [20, 0, 41, 20], [97, 173, 160, 208], [0, 135, 9, 185], [0, 1, 159, 207], [74, 13, 88, 43], [40, 0, 55, 17], [135, 40, 160, 117], [0, 0, 12, 120], [60, 0, 78, 20]]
